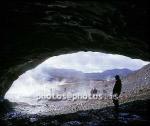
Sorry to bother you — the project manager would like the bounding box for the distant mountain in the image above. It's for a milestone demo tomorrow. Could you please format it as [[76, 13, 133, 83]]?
[[44, 68, 85, 81], [122, 64, 150, 92], [85, 69, 133, 80], [45, 68, 133, 81], [45, 64, 150, 97]]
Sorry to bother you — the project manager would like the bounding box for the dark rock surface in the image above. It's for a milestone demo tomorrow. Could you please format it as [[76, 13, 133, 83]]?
[[0, 97, 13, 115], [0, 99, 150, 126]]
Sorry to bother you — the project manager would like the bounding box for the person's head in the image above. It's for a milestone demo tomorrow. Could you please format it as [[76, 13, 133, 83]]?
[[115, 75, 120, 80]]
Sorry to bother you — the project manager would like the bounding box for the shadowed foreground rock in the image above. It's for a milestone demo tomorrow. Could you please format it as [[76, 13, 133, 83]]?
[[0, 99, 150, 126]]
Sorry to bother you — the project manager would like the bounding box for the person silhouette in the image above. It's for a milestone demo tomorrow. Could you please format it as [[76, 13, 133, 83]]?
[[90, 88, 97, 97], [112, 75, 122, 113]]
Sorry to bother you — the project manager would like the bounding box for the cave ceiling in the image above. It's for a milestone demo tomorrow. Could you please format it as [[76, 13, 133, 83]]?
[[0, 0, 149, 96]]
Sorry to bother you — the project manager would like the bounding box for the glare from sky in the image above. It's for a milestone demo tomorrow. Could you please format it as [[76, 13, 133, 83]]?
[[37, 51, 149, 73]]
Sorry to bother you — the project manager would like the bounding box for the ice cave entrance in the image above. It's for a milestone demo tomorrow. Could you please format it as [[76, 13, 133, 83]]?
[[4, 51, 149, 105]]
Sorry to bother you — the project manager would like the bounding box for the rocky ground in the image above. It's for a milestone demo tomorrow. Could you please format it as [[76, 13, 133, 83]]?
[[0, 90, 150, 126], [0, 99, 150, 126]]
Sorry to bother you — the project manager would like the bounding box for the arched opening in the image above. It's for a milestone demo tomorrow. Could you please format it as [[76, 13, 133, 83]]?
[[1, 0, 150, 125], [4, 51, 149, 115]]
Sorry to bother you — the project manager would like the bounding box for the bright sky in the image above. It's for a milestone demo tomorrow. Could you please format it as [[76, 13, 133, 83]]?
[[37, 51, 149, 73]]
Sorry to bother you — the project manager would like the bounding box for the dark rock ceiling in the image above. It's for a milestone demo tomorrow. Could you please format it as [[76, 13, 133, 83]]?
[[0, 0, 149, 96]]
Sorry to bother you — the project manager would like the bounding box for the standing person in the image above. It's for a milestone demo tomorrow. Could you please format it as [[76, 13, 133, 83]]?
[[112, 75, 122, 112]]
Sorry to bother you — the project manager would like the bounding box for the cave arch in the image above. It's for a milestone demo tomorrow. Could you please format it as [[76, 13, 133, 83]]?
[[1, 0, 150, 98]]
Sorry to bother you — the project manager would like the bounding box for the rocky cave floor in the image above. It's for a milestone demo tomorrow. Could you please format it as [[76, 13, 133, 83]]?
[[0, 99, 150, 126]]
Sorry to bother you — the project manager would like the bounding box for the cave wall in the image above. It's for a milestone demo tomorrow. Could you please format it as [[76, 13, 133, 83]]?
[[0, 0, 149, 97]]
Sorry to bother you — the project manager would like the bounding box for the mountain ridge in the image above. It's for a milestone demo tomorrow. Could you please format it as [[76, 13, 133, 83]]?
[[45, 67, 133, 81]]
